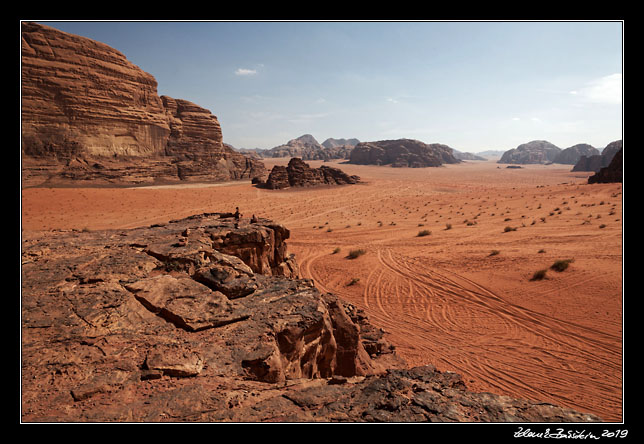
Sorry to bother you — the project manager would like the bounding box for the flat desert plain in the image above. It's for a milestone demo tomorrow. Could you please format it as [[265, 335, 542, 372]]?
[[21, 159, 623, 421]]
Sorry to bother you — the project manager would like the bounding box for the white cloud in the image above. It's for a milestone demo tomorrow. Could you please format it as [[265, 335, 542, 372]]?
[[235, 68, 258, 76], [386, 98, 399, 104], [574, 73, 622, 105]]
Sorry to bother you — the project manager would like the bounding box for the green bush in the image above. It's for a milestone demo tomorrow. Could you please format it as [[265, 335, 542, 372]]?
[[417, 229, 432, 237]]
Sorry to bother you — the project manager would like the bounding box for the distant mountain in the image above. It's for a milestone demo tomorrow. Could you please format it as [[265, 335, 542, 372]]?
[[262, 134, 356, 161], [452, 149, 487, 161], [572, 140, 622, 172], [321, 138, 360, 149], [498, 140, 561, 164], [475, 150, 506, 159], [348, 139, 461, 167], [553, 144, 599, 165]]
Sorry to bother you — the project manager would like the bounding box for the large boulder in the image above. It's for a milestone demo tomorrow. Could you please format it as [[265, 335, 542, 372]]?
[[263, 158, 360, 189]]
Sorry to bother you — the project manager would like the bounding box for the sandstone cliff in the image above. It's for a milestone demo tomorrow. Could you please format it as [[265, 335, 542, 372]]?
[[21, 213, 601, 422], [348, 139, 461, 167], [498, 140, 561, 164], [21, 22, 264, 186], [260, 157, 361, 189]]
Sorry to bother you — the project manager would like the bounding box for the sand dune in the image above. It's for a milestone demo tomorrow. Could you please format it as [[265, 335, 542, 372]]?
[[21, 159, 623, 421]]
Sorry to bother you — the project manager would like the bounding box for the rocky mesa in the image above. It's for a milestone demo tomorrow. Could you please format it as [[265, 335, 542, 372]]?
[[348, 139, 461, 167], [498, 140, 562, 165], [21, 213, 601, 422], [21, 22, 264, 187]]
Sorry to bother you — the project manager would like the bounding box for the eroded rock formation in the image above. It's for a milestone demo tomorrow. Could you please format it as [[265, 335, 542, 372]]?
[[21, 213, 601, 422], [498, 140, 561, 165], [348, 139, 461, 167], [261, 158, 360, 189], [21, 22, 264, 186], [553, 144, 599, 165]]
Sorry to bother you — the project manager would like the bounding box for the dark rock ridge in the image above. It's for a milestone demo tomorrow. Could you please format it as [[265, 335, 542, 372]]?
[[498, 140, 561, 164], [588, 148, 622, 184], [348, 139, 461, 167], [259, 158, 361, 190], [572, 140, 623, 173], [21, 213, 601, 422], [21, 22, 264, 187], [553, 144, 600, 165]]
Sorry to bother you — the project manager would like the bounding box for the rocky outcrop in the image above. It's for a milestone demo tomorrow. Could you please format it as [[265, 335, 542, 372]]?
[[21, 22, 264, 186], [588, 148, 622, 184], [21, 213, 601, 422], [261, 158, 361, 189], [572, 140, 622, 172], [553, 144, 599, 165], [498, 140, 561, 164], [349, 139, 461, 167]]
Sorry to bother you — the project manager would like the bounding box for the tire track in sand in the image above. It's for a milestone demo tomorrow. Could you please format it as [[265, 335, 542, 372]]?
[[365, 248, 621, 421]]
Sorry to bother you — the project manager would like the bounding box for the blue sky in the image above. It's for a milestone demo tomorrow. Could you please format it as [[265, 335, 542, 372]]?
[[36, 21, 623, 152]]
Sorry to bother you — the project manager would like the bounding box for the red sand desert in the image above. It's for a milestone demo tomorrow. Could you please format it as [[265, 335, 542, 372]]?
[[21, 159, 623, 421]]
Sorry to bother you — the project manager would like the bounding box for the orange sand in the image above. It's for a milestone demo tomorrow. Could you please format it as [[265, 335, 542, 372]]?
[[21, 159, 623, 421]]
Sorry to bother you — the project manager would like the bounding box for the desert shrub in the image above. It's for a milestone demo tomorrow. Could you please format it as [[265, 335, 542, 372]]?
[[550, 259, 574, 272], [530, 269, 548, 281], [346, 278, 360, 286], [332, 247, 341, 254], [417, 229, 432, 237], [504, 226, 517, 232], [599, 224, 607, 229], [445, 223, 452, 230], [489, 250, 500, 256], [347, 249, 366, 259]]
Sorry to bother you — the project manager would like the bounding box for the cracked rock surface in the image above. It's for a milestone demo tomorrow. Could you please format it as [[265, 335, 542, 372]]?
[[21, 213, 600, 422]]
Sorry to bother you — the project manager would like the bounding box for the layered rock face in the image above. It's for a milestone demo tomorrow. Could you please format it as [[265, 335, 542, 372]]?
[[588, 148, 622, 184], [261, 158, 361, 189], [572, 140, 623, 173], [553, 144, 599, 165], [498, 140, 561, 164], [21, 213, 600, 422], [21, 22, 264, 186], [349, 139, 461, 167]]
